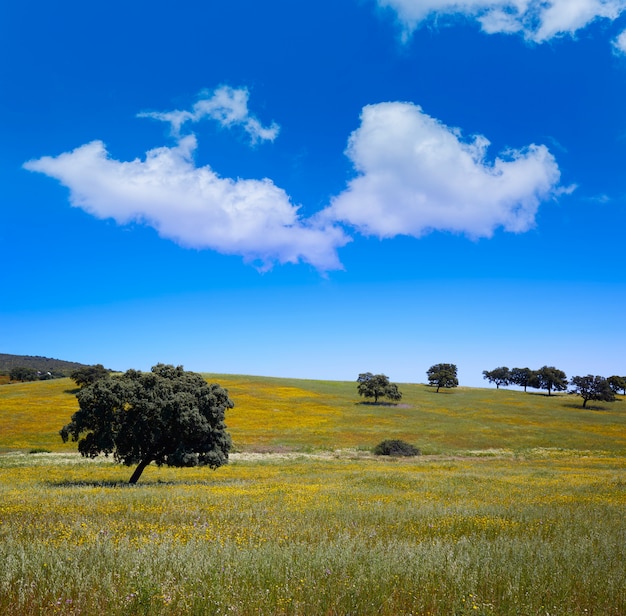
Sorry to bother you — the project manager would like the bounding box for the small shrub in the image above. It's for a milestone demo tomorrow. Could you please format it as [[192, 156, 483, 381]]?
[[373, 439, 420, 457], [28, 448, 51, 454]]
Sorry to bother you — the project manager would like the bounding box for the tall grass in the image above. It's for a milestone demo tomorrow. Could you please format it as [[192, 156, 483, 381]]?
[[0, 452, 624, 615]]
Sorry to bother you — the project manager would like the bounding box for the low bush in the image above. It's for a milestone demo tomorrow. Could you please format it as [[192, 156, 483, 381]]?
[[373, 439, 420, 457]]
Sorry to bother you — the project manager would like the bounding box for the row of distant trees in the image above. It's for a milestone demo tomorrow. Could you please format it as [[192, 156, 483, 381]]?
[[8, 366, 62, 381], [357, 364, 625, 408], [483, 366, 626, 407], [8, 363, 112, 384]]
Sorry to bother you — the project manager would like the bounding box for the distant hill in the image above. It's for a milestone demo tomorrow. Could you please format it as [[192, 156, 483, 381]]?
[[0, 353, 94, 377]]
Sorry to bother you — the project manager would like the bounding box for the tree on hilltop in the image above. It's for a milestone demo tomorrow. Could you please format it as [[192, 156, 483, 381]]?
[[357, 373, 402, 404], [60, 364, 233, 484], [482, 367, 511, 389], [570, 375, 616, 408], [510, 367, 539, 392], [535, 366, 568, 396], [426, 363, 458, 393]]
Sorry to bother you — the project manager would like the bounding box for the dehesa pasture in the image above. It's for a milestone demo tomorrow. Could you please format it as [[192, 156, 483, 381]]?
[[1, 375, 624, 615]]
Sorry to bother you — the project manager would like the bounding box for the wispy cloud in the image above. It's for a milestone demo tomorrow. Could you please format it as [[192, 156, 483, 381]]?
[[613, 28, 626, 53], [377, 0, 626, 43], [24, 124, 347, 272], [324, 102, 566, 239], [139, 86, 280, 143]]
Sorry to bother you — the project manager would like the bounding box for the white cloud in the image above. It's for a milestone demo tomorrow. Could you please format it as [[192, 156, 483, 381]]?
[[377, 0, 626, 43], [613, 28, 626, 52], [24, 135, 348, 271], [23, 89, 570, 271], [139, 86, 280, 143], [324, 102, 565, 239]]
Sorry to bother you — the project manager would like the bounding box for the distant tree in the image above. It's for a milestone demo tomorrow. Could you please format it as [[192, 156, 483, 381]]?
[[535, 366, 568, 396], [510, 367, 539, 392], [426, 363, 458, 393], [482, 367, 511, 389], [570, 375, 616, 408], [70, 364, 110, 388], [60, 364, 233, 484], [607, 376, 626, 396], [357, 373, 402, 404], [9, 366, 38, 382]]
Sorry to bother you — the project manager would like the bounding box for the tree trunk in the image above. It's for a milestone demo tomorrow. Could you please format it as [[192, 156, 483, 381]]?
[[582, 398, 588, 408], [128, 458, 152, 484]]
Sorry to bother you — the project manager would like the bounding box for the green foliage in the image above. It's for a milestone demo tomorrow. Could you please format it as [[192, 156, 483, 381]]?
[[357, 373, 402, 404], [70, 363, 110, 388], [570, 375, 616, 408], [427, 363, 458, 392], [9, 366, 39, 382], [607, 375, 626, 395], [60, 364, 234, 483], [536, 366, 568, 396], [373, 439, 420, 456], [482, 366, 511, 389]]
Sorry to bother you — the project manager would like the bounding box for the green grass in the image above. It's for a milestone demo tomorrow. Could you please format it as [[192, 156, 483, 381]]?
[[0, 375, 625, 614]]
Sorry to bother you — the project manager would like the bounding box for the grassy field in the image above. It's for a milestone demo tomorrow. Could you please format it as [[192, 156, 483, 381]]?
[[0, 375, 625, 615], [2, 375, 625, 455]]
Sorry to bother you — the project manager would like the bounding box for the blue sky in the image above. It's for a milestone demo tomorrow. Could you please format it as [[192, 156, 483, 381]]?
[[2, 0, 626, 387]]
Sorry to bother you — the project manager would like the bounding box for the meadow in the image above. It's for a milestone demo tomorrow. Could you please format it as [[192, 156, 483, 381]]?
[[0, 376, 624, 615]]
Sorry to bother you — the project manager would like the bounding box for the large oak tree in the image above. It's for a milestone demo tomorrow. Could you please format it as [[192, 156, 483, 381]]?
[[61, 364, 233, 484]]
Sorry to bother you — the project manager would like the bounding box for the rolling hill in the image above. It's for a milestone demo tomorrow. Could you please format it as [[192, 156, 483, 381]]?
[[1, 373, 624, 455]]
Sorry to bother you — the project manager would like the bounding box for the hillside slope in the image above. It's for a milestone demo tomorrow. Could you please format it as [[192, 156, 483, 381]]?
[[1, 374, 624, 455], [0, 353, 94, 376]]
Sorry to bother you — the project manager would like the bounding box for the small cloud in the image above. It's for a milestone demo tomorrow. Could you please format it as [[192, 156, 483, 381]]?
[[323, 102, 564, 239], [139, 86, 280, 144], [612, 28, 626, 53], [585, 193, 611, 203], [24, 136, 348, 271], [377, 0, 626, 43]]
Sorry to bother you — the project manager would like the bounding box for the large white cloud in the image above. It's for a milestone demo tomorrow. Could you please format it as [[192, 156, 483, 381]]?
[[324, 102, 565, 239], [24, 135, 348, 271], [23, 88, 569, 271], [377, 0, 626, 42]]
